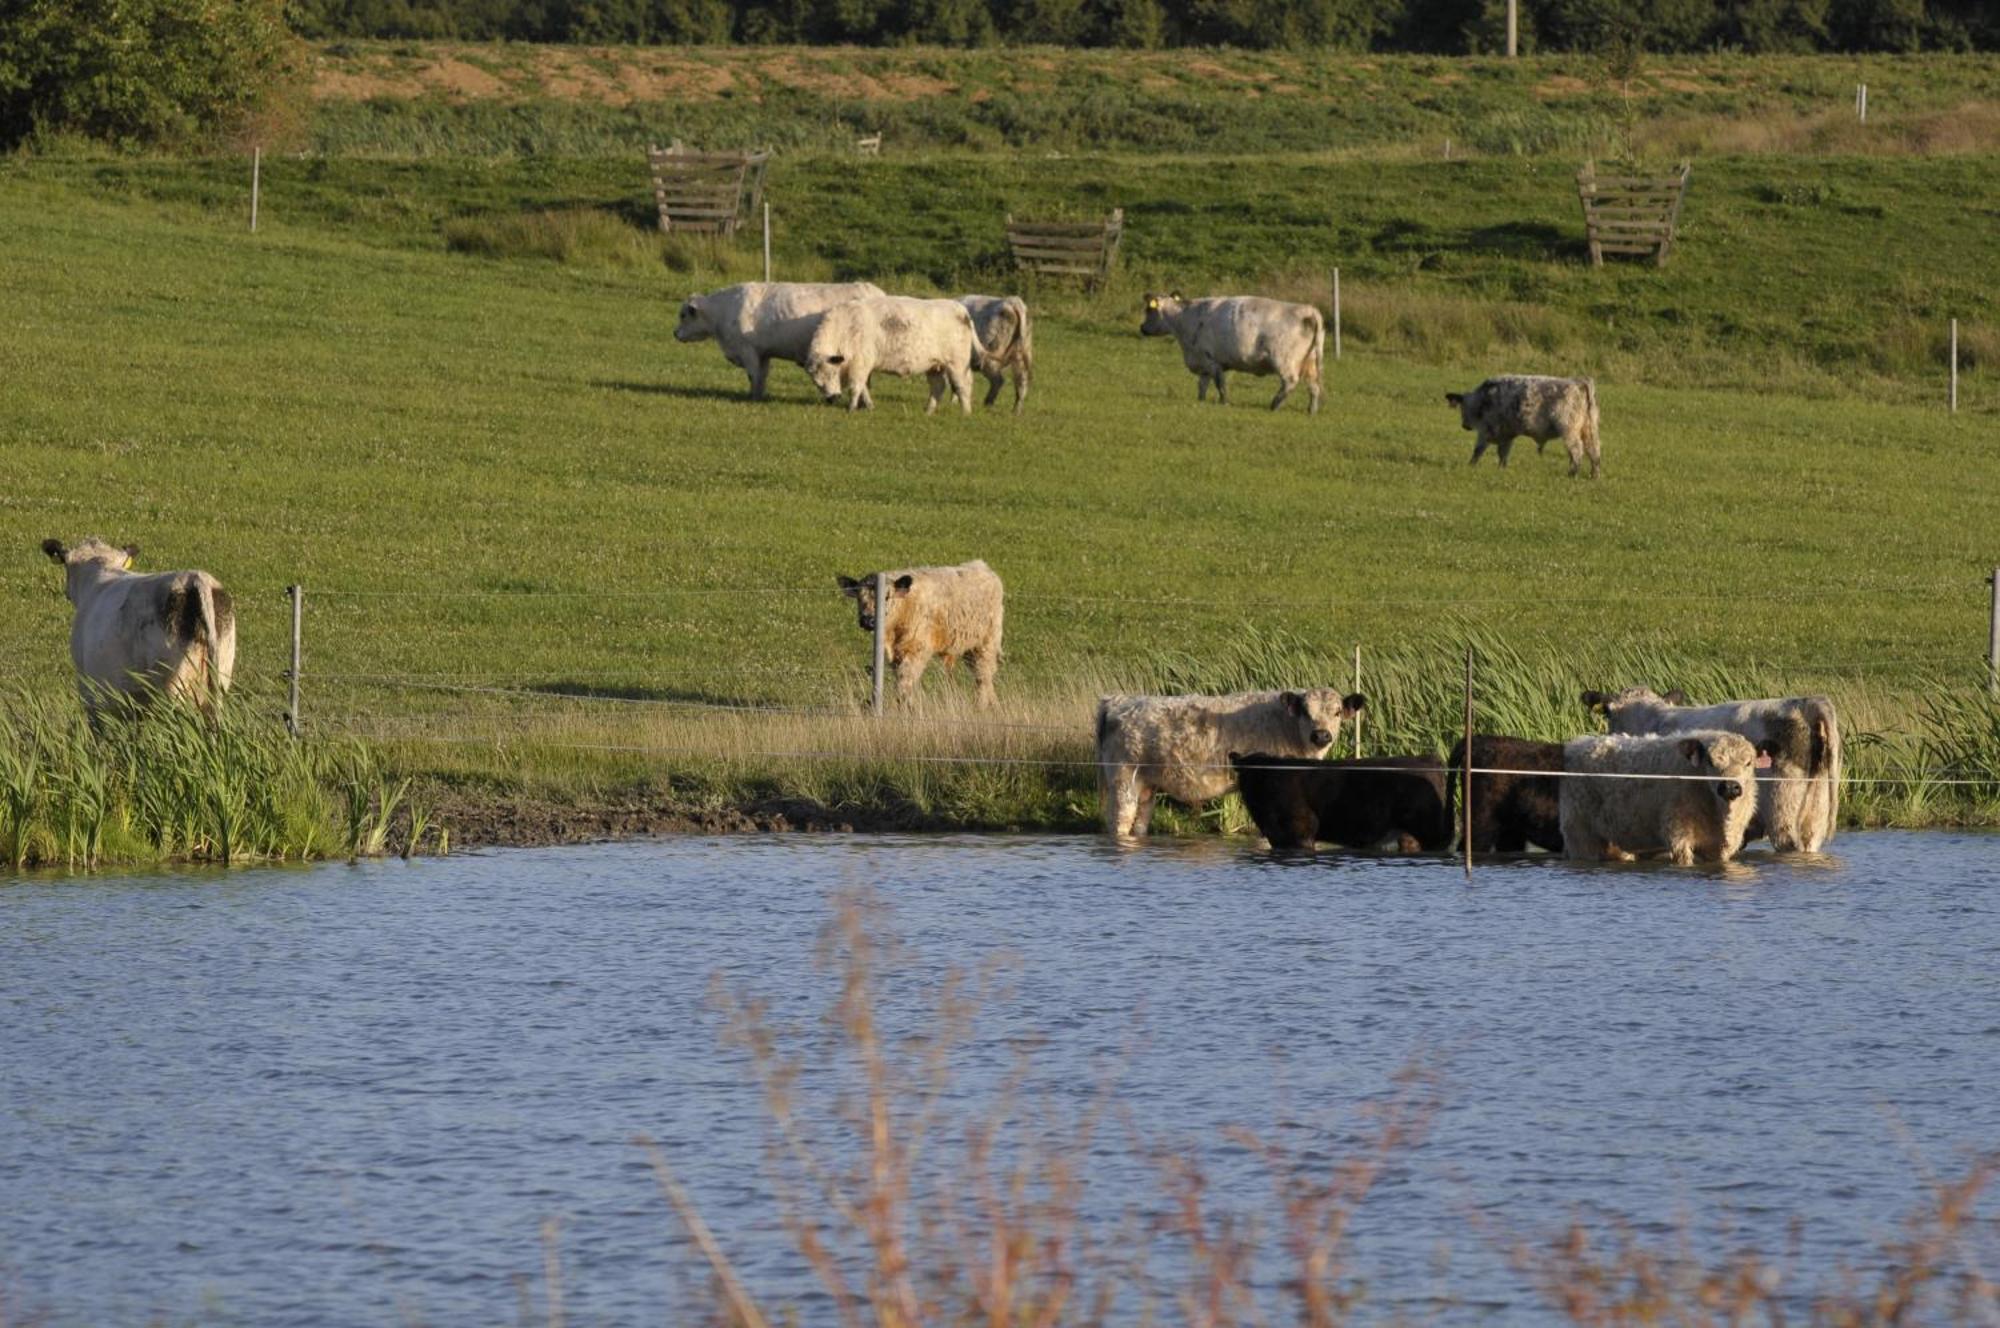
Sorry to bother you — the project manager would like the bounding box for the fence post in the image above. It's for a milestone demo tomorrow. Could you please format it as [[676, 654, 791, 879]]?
[[1352, 643, 1362, 758], [250, 146, 261, 233], [872, 571, 887, 717], [1332, 267, 1342, 361], [762, 203, 772, 284], [1506, 0, 1517, 57], [285, 584, 302, 736], [1950, 317, 1958, 414], [1461, 645, 1474, 881], [1988, 569, 1998, 698]]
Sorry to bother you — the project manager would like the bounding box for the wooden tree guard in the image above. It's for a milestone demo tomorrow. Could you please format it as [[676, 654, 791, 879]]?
[[1005, 208, 1124, 286], [1577, 162, 1690, 267], [647, 143, 771, 236]]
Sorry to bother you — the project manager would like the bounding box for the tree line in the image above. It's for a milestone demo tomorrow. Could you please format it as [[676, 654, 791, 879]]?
[[287, 0, 1995, 51]]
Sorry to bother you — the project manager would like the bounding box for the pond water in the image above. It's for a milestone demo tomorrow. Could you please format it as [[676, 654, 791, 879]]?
[[3, 831, 1998, 1325]]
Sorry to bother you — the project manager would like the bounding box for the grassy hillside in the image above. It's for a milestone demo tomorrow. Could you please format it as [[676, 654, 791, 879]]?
[[1, 156, 1996, 847], [299, 44, 2000, 158]]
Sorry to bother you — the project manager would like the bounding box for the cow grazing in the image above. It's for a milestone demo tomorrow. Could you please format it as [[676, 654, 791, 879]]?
[[674, 281, 885, 399], [1229, 752, 1451, 852], [1444, 375, 1601, 478], [1139, 293, 1325, 414], [957, 295, 1033, 414], [835, 560, 1003, 706], [1582, 686, 1841, 852], [1449, 734, 1565, 854], [1094, 690, 1364, 837], [1560, 731, 1760, 865], [806, 296, 1003, 415], [41, 538, 236, 720]]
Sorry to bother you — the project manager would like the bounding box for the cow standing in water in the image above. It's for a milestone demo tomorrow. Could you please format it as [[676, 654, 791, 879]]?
[[42, 538, 236, 720]]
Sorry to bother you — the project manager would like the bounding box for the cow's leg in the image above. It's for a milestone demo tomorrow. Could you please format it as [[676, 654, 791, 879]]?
[[982, 368, 1004, 407], [1587, 433, 1602, 479], [1196, 373, 1210, 403], [1104, 768, 1142, 836], [1212, 369, 1228, 404], [947, 367, 975, 416], [1563, 433, 1586, 477], [1130, 789, 1156, 837], [968, 648, 998, 707], [1564, 827, 1607, 861], [743, 350, 768, 400], [1469, 430, 1491, 466], [1269, 371, 1295, 411], [894, 648, 931, 703], [1012, 364, 1028, 414], [925, 370, 946, 415], [1496, 436, 1515, 467]]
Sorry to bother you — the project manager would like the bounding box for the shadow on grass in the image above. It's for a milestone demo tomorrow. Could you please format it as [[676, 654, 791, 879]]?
[[590, 379, 752, 403], [526, 680, 812, 711]]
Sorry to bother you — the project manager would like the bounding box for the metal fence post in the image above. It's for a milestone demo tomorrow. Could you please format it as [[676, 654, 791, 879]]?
[[1462, 645, 1474, 881], [250, 146, 261, 233], [1352, 643, 1362, 758], [1988, 568, 1998, 698], [762, 203, 772, 283], [285, 584, 302, 736], [1950, 318, 1958, 414], [872, 571, 887, 717]]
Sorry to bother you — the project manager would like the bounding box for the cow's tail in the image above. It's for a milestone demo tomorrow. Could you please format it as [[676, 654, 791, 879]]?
[[1581, 377, 1601, 456], [1304, 307, 1325, 387], [1006, 296, 1032, 374], [1807, 696, 1841, 847], [194, 575, 223, 713]]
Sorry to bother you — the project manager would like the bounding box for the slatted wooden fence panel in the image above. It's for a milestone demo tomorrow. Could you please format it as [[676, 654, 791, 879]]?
[[1005, 208, 1124, 286], [647, 145, 771, 236], [1576, 163, 1691, 267]]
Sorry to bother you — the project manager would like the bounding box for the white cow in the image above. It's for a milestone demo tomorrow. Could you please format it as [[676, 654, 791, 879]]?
[[956, 295, 1033, 414], [42, 538, 236, 720], [1094, 689, 1364, 837], [674, 281, 884, 399], [1139, 293, 1325, 414], [805, 296, 1001, 415], [1582, 686, 1841, 852], [835, 560, 1004, 705], [1560, 731, 1759, 865]]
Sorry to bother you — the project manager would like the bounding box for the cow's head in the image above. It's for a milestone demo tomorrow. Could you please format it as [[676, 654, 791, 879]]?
[[673, 294, 714, 343], [805, 350, 846, 403], [1139, 292, 1182, 338], [1680, 733, 1756, 807], [837, 572, 914, 633], [42, 537, 135, 570], [1280, 689, 1365, 753], [1444, 389, 1479, 431]]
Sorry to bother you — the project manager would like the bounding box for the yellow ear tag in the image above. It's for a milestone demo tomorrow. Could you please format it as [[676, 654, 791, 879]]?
[[1146, 299, 1159, 309]]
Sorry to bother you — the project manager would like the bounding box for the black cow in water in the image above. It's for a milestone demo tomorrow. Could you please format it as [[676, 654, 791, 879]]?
[[1229, 752, 1452, 852], [1448, 734, 1564, 854]]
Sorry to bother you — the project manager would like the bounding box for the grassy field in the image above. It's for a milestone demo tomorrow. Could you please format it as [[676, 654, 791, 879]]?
[[4, 54, 1999, 853]]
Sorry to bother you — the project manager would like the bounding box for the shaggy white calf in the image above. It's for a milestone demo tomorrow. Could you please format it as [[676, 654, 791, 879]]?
[[1094, 689, 1364, 837], [1560, 731, 1759, 865], [836, 560, 1004, 705]]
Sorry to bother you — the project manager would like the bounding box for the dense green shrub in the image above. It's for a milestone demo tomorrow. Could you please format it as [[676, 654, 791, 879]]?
[[0, 0, 306, 151]]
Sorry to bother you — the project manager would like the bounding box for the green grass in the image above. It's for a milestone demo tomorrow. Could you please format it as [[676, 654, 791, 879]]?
[[1, 124, 1997, 849]]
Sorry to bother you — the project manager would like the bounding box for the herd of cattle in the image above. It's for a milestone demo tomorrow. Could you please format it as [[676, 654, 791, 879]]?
[[839, 555, 1840, 863], [41, 536, 1837, 863], [675, 280, 1604, 475]]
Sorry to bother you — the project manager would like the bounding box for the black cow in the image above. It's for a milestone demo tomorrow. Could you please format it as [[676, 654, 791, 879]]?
[[1448, 734, 1564, 854], [1229, 752, 1452, 852]]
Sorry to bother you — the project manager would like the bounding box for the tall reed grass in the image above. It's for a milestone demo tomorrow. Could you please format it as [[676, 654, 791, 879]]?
[[0, 688, 436, 869]]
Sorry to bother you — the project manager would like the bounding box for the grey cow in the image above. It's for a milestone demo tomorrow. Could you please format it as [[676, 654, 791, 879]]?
[[1445, 374, 1601, 478], [1140, 293, 1325, 414], [42, 538, 237, 720], [957, 295, 1033, 413]]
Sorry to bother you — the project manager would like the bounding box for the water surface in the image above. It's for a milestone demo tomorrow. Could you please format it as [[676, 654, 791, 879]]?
[[3, 831, 1997, 1324]]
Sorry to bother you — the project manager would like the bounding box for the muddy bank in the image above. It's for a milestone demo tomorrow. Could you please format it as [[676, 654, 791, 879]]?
[[428, 791, 1043, 851]]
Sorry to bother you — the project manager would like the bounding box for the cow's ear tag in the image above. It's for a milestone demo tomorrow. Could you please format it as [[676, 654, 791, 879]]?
[[1146, 299, 1158, 309]]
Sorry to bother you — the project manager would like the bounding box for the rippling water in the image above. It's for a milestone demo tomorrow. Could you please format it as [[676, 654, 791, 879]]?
[[4, 831, 1998, 1324]]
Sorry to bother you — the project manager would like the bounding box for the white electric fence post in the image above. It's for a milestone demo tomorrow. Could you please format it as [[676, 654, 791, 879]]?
[[1950, 318, 1958, 414], [1352, 643, 1362, 758], [1988, 568, 1998, 698], [762, 203, 772, 283], [871, 572, 887, 717], [251, 146, 261, 233], [285, 584, 302, 736], [1461, 646, 1474, 881], [1332, 267, 1342, 360]]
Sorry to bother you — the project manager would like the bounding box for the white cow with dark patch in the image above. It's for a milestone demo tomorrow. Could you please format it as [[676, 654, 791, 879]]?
[[1444, 374, 1601, 477], [956, 295, 1033, 414], [674, 281, 884, 399], [1582, 686, 1841, 852], [836, 560, 1004, 705], [1094, 689, 1364, 837], [42, 538, 236, 720], [806, 296, 1001, 415], [1560, 731, 1759, 865], [1139, 293, 1325, 414]]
